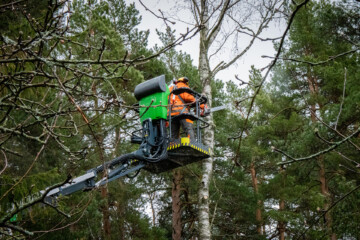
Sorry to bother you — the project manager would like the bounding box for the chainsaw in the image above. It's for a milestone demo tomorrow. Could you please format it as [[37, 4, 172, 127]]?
[[201, 104, 228, 117]]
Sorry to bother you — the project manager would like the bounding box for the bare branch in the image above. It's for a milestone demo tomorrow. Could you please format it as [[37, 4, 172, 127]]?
[[335, 150, 360, 166], [215, 0, 283, 74], [0, 175, 72, 226], [0, 150, 8, 175], [0, 133, 52, 201], [191, 0, 201, 26], [3, 222, 34, 236], [314, 129, 335, 145], [97, 37, 106, 62], [0, 147, 22, 157], [275, 127, 360, 165], [296, 84, 360, 151], [33, 193, 94, 235], [237, 29, 282, 41], [139, 0, 176, 25], [335, 67, 347, 130], [315, 130, 360, 166], [0, 0, 26, 10], [262, 48, 359, 66], [43, 201, 71, 218], [206, 0, 231, 47], [295, 184, 360, 240]]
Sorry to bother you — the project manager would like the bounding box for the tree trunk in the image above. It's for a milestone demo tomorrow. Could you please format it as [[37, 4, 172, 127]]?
[[197, 2, 214, 238], [279, 199, 285, 240], [115, 181, 126, 240], [197, 84, 214, 240], [172, 169, 183, 240], [318, 157, 336, 240], [92, 81, 111, 239], [148, 192, 156, 226], [101, 187, 111, 238], [279, 166, 286, 240], [307, 72, 336, 239], [250, 160, 262, 235]]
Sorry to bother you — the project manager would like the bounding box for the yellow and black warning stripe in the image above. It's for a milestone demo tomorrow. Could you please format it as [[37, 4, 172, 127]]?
[[167, 137, 210, 156]]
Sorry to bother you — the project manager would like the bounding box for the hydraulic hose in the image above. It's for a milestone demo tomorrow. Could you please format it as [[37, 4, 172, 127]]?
[[94, 153, 136, 174]]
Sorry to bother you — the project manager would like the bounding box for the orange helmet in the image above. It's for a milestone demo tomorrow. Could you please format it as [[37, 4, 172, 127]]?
[[176, 77, 189, 83]]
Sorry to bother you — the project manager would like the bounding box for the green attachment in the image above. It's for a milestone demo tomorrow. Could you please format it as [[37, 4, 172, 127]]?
[[10, 214, 17, 222], [139, 87, 170, 122]]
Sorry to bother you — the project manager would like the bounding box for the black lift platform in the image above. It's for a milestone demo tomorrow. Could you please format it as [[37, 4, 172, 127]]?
[[144, 137, 210, 173], [41, 76, 213, 202]]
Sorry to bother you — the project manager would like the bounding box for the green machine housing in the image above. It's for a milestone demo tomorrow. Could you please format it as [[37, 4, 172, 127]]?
[[134, 75, 170, 122]]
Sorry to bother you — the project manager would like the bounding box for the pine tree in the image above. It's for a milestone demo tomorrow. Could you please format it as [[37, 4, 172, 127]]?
[[269, 1, 360, 238]]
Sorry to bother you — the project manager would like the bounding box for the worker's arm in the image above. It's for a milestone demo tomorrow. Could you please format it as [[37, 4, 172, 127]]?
[[181, 90, 209, 116], [180, 90, 196, 103]]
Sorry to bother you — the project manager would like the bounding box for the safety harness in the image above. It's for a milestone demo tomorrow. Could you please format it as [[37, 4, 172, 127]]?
[[170, 84, 189, 115]]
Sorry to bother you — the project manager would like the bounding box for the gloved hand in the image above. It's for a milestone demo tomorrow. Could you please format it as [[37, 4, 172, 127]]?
[[200, 104, 210, 117]]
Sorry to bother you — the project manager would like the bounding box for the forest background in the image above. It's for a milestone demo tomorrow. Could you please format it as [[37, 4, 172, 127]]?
[[0, 0, 359, 239]]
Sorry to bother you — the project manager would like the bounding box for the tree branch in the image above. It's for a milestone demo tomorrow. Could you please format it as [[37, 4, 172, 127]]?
[[262, 48, 359, 66], [139, 0, 176, 25], [0, 175, 72, 226], [3, 222, 34, 236], [214, 0, 281, 74], [0, 0, 26, 10], [275, 127, 360, 165], [206, 0, 231, 47], [0, 133, 52, 201], [295, 184, 360, 240], [335, 67, 347, 130], [0, 150, 8, 175]]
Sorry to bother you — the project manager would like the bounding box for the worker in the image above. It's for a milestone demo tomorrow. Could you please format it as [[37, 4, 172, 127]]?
[[168, 77, 207, 141]]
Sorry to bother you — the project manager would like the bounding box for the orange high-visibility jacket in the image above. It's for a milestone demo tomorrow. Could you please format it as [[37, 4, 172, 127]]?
[[169, 82, 203, 123]]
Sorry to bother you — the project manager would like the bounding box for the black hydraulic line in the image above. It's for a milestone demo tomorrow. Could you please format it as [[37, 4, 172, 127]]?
[[107, 163, 127, 179], [93, 152, 136, 174], [196, 96, 200, 143], [96, 162, 146, 187], [127, 169, 142, 179], [168, 89, 172, 141], [143, 120, 168, 163]]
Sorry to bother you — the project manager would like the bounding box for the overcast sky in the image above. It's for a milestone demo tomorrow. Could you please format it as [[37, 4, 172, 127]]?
[[129, 0, 284, 83]]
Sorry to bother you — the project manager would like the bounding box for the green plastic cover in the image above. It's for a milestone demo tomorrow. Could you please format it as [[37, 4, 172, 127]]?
[[139, 86, 170, 122]]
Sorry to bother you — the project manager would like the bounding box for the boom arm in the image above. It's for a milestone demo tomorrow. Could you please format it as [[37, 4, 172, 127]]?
[[43, 117, 168, 203], [43, 153, 145, 203]]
